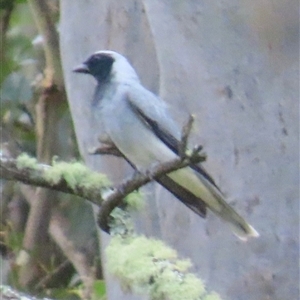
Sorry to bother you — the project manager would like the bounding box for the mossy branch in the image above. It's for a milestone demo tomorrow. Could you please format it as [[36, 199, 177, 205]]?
[[0, 148, 223, 299], [0, 154, 110, 206], [0, 140, 206, 233]]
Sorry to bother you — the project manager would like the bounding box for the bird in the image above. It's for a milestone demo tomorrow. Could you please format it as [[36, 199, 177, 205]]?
[[73, 50, 259, 240]]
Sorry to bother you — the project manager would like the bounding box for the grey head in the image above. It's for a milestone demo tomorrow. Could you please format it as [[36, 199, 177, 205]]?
[[73, 50, 140, 84]]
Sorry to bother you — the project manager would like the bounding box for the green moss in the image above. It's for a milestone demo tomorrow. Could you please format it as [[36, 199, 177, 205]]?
[[125, 191, 144, 210], [16, 154, 110, 191], [44, 160, 111, 190], [109, 208, 135, 236], [175, 259, 192, 271], [16, 153, 39, 170], [106, 235, 221, 300], [203, 292, 222, 300], [106, 236, 177, 288], [151, 271, 206, 300]]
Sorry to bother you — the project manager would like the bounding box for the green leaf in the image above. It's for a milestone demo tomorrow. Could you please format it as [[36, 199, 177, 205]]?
[[0, 58, 17, 85], [93, 280, 106, 299]]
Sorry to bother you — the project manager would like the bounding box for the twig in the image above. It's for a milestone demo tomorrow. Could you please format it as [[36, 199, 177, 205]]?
[[179, 114, 194, 158], [97, 146, 205, 232]]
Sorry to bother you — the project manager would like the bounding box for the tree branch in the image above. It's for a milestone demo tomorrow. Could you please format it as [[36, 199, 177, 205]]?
[[1, 113, 206, 233], [97, 146, 205, 232], [0, 156, 105, 205], [0, 142, 206, 233]]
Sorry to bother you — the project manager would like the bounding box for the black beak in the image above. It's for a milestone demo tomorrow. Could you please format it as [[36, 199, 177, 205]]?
[[73, 63, 90, 74]]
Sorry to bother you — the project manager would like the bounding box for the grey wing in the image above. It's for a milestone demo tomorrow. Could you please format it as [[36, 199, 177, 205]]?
[[127, 85, 182, 143], [127, 86, 220, 190], [126, 86, 223, 218]]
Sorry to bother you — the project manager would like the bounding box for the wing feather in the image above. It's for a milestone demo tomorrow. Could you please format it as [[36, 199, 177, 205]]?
[[124, 87, 230, 219], [127, 88, 220, 190]]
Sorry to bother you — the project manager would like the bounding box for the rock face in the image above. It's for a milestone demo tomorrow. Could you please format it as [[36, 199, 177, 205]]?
[[60, 1, 299, 299]]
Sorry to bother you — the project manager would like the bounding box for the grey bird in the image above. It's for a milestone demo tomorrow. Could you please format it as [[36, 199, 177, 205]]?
[[73, 50, 259, 240]]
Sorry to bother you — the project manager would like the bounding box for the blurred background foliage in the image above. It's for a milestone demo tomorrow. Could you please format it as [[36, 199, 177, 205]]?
[[1, 1, 37, 154], [0, 1, 105, 299]]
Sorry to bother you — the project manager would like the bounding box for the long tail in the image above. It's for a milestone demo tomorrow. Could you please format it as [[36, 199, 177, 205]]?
[[168, 167, 259, 240], [207, 189, 259, 240]]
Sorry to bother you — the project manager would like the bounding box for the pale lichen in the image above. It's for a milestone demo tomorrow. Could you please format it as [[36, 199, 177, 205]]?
[[16, 153, 39, 170], [44, 159, 111, 190], [125, 191, 144, 210], [106, 235, 222, 300], [203, 292, 222, 300]]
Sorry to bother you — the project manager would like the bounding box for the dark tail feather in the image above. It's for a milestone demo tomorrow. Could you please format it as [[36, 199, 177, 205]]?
[[156, 175, 207, 218]]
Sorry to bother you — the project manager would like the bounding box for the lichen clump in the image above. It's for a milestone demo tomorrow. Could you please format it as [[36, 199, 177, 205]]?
[[16, 153, 111, 190], [16, 153, 39, 170], [125, 191, 144, 210], [106, 235, 221, 300], [44, 159, 111, 190]]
